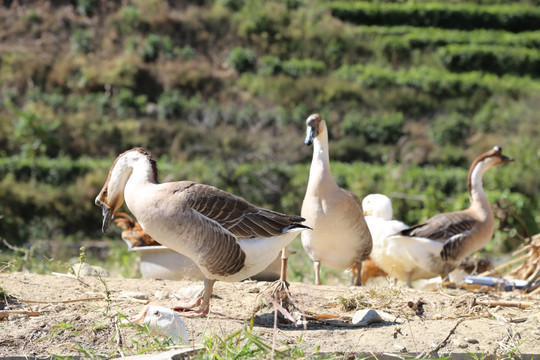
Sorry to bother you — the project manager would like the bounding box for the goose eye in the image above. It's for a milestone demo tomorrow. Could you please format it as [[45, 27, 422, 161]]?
[[153, 310, 160, 316]]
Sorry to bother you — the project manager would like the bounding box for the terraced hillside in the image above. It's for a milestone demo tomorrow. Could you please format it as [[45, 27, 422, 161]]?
[[0, 0, 538, 267]]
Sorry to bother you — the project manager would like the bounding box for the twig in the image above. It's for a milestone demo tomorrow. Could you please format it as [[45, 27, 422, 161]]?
[[0, 310, 41, 317], [489, 254, 530, 275], [512, 244, 532, 257], [19, 295, 105, 304], [2, 238, 25, 252], [473, 298, 531, 309]]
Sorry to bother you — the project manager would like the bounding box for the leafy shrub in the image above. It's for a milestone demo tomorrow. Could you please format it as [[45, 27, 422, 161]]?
[[381, 36, 411, 63], [157, 89, 184, 120], [258, 55, 282, 76], [217, 0, 245, 11], [111, 88, 148, 118], [179, 46, 197, 60], [235, 1, 290, 42], [282, 58, 327, 78], [142, 34, 175, 62], [329, 2, 540, 32], [11, 105, 60, 158], [429, 112, 470, 145], [76, 0, 99, 17], [438, 44, 540, 77], [340, 111, 404, 144], [115, 6, 142, 35], [335, 64, 540, 97], [70, 28, 93, 54], [226, 47, 257, 73]]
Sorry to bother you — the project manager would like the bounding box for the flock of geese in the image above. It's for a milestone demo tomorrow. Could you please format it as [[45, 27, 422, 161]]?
[[95, 113, 513, 317]]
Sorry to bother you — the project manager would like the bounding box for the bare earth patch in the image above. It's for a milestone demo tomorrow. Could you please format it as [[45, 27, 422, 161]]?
[[1, 272, 539, 358]]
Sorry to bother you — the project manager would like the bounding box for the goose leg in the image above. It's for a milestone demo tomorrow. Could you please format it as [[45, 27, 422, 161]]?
[[173, 279, 216, 317], [353, 261, 363, 286], [314, 261, 321, 285], [406, 272, 413, 288], [280, 247, 289, 283]]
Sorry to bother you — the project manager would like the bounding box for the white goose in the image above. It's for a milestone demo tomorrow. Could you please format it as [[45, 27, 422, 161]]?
[[301, 114, 372, 285], [380, 146, 513, 286], [95, 148, 309, 316]]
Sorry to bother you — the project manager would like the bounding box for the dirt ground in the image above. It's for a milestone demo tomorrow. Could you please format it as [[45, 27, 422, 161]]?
[[1, 271, 539, 359]]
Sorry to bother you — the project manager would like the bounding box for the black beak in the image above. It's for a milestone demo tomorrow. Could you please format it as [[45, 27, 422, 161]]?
[[502, 154, 514, 163], [96, 199, 112, 233], [304, 126, 316, 146]]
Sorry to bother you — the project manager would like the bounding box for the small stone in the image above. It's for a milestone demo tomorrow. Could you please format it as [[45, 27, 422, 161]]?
[[465, 337, 479, 344], [248, 286, 260, 293], [154, 290, 171, 300], [394, 344, 407, 352], [458, 342, 469, 349], [351, 309, 383, 326]]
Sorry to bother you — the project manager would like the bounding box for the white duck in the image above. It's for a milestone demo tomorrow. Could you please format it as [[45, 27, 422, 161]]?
[[301, 114, 372, 285], [95, 148, 309, 316], [380, 146, 513, 286], [361, 193, 436, 286]]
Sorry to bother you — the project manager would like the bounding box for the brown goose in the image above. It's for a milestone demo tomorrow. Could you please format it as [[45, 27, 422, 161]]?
[[301, 114, 373, 285], [95, 148, 309, 316], [389, 146, 513, 284]]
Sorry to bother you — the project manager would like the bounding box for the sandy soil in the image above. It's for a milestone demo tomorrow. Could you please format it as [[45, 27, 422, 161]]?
[[1, 272, 539, 359]]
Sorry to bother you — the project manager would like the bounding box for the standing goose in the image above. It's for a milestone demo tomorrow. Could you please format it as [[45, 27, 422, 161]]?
[[301, 114, 372, 285], [388, 146, 513, 285], [95, 148, 309, 317]]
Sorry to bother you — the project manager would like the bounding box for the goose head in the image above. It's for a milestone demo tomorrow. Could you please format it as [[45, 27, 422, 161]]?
[[362, 194, 394, 221], [304, 113, 326, 146], [477, 146, 514, 168], [467, 146, 514, 192], [95, 148, 158, 233]]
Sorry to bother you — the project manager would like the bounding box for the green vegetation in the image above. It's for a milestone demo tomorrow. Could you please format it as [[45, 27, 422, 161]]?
[[0, 0, 539, 277], [329, 2, 540, 31]]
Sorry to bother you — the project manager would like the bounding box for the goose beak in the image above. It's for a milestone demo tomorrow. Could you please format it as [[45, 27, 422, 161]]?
[[304, 125, 316, 146], [96, 199, 113, 233], [501, 154, 514, 163], [129, 304, 150, 324]]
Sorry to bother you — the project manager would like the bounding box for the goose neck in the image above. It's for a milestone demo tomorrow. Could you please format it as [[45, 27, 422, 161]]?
[[468, 159, 491, 214], [308, 135, 337, 189]]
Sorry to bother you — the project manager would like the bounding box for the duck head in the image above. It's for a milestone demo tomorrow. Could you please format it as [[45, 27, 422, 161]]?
[[304, 113, 326, 146], [362, 194, 394, 221]]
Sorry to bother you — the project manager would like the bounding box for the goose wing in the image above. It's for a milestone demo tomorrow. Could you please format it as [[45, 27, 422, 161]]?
[[400, 212, 477, 243], [175, 181, 306, 238]]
